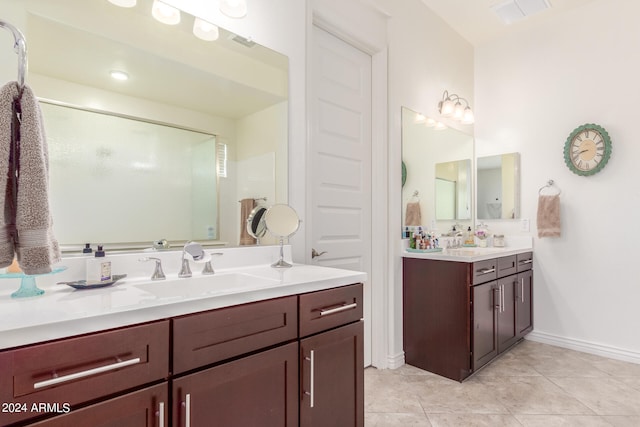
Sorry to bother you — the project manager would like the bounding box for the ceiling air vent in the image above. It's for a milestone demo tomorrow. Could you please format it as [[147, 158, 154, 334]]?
[[491, 0, 551, 25]]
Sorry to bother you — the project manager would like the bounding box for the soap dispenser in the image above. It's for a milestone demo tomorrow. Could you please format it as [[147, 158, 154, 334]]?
[[86, 245, 112, 285], [465, 226, 475, 246]]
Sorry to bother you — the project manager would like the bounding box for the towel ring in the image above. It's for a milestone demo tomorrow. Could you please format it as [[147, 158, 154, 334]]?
[[0, 19, 28, 94], [539, 180, 561, 195]]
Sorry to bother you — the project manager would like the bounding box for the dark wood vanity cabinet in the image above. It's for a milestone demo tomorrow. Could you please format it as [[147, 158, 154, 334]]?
[[0, 284, 363, 427], [403, 252, 533, 381]]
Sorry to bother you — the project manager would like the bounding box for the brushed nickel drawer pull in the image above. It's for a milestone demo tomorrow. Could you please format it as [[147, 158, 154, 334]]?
[[521, 278, 525, 303], [319, 302, 357, 316], [477, 268, 496, 274], [33, 357, 141, 389], [158, 401, 165, 427], [304, 351, 315, 408], [184, 393, 191, 427], [519, 259, 533, 265]]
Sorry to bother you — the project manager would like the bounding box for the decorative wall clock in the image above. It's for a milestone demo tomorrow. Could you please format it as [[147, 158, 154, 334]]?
[[563, 123, 612, 176]]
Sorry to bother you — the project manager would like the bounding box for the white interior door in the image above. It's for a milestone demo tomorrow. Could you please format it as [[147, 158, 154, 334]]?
[[309, 26, 372, 365]]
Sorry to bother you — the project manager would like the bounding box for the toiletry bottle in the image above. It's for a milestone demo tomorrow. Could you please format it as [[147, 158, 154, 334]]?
[[86, 245, 112, 285], [82, 243, 93, 254], [465, 226, 474, 245]]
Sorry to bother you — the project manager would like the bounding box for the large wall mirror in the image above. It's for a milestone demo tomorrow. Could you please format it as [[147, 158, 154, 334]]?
[[401, 107, 473, 233], [1, 0, 288, 251], [476, 153, 520, 220]]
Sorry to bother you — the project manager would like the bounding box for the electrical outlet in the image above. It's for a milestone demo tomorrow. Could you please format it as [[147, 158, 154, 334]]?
[[430, 220, 437, 230], [520, 218, 530, 232]]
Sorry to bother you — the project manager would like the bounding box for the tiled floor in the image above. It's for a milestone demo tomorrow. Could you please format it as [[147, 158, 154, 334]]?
[[365, 340, 640, 426]]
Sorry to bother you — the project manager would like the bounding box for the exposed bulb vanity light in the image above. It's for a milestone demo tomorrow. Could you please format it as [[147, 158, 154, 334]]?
[[110, 70, 129, 81], [193, 17, 220, 41], [108, 0, 137, 7], [220, 0, 248, 18], [152, 0, 181, 25], [438, 90, 474, 124]]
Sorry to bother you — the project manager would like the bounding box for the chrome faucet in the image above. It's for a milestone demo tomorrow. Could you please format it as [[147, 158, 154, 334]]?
[[202, 253, 223, 275], [138, 257, 166, 280], [179, 242, 207, 278]]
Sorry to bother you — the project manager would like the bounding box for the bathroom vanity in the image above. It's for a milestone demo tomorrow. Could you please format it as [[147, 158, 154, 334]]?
[[0, 247, 365, 427], [402, 246, 533, 382]]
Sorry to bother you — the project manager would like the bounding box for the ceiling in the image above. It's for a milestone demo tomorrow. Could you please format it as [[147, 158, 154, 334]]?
[[420, 0, 599, 46]]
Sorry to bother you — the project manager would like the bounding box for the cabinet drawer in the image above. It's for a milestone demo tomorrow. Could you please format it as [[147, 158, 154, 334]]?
[[0, 321, 169, 426], [299, 283, 363, 338], [472, 259, 498, 285], [497, 255, 517, 278], [173, 296, 297, 374], [517, 252, 533, 272]]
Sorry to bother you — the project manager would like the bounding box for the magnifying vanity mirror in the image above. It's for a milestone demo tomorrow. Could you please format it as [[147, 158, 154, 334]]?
[[1, 0, 289, 251], [264, 204, 300, 268], [401, 107, 474, 233], [476, 152, 521, 220], [246, 205, 268, 245]]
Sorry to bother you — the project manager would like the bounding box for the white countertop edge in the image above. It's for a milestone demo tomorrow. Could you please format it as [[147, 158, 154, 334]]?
[[0, 266, 366, 351], [402, 247, 532, 262]]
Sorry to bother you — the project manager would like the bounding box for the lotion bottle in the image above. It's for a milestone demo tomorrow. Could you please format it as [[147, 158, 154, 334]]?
[[86, 245, 112, 285]]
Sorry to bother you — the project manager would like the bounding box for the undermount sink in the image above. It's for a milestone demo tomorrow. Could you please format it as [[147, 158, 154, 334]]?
[[132, 273, 281, 300]]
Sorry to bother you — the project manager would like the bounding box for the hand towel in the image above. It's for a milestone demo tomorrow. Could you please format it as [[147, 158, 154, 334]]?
[[537, 194, 561, 238], [0, 83, 60, 274], [0, 82, 18, 268], [405, 201, 422, 226], [239, 198, 257, 245]]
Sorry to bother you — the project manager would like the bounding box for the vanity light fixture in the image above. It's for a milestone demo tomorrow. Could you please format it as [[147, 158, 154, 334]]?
[[108, 0, 137, 7], [152, 0, 181, 25], [220, 0, 248, 18], [110, 70, 129, 81], [438, 90, 474, 125], [434, 121, 448, 130], [193, 17, 220, 41]]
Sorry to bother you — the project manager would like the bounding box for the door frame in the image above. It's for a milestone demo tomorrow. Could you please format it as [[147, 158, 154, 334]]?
[[305, 4, 389, 368]]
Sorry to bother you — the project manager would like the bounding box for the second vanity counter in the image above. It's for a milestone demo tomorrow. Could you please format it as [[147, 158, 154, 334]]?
[[0, 247, 366, 350]]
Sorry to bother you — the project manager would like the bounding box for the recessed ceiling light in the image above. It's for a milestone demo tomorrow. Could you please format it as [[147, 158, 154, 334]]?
[[220, 0, 247, 18], [110, 70, 129, 81], [152, 0, 181, 25], [193, 18, 220, 41]]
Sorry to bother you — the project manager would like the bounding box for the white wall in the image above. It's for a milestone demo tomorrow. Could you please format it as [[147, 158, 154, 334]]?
[[475, 0, 640, 360]]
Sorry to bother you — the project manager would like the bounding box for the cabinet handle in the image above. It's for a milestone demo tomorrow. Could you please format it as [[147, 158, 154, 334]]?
[[319, 302, 357, 316], [304, 350, 315, 408], [493, 287, 500, 310], [184, 393, 191, 427], [33, 357, 141, 389], [519, 259, 533, 265], [521, 278, 525, 303], [158, 402, 165, 427], [501, 284, 505, 312], [477, 267, 496, 274]]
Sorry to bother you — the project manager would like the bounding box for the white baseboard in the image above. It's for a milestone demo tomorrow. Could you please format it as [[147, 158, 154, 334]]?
[[386, 351, 405, 369], [527, 331, 640, 365]]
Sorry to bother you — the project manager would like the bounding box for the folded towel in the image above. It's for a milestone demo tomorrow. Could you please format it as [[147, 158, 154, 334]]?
[[0, 83, 60, 274], [239, 198, 256, 245], [405, 201, 422, 226], [0, 82, 17, 268], [537, 194, 561, 238]]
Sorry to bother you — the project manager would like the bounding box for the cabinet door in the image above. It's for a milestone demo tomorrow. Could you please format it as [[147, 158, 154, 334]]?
[[172, 342, 298, 427], [497, 276, 517, 353], [300, 321, 364, 427], [473, 281, 498, 371], [28, 383, 168, 427], [516, 270, 533, 338]]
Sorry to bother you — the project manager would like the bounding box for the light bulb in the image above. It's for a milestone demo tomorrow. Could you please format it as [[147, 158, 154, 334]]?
[[453, 102, 464, 120], [220, 0, 247, 18], [152, 0, 181, 25], [425, 117, 437, 127], [108, 0, 137, 7], [439, 99, 455, 117], [110, 70, 129, 81], [414, 113, 426, 123], [193, 18, 219, 41], [462, 107, 475, 124], [434, 122, 447, 130]]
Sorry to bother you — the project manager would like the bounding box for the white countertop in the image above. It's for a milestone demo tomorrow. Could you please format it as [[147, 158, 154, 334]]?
[[401, 236, 533, 262], [0, 249, 366, 350]]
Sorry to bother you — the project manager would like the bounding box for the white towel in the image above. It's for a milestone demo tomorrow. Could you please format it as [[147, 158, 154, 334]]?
[[0, 82, 60, 274]]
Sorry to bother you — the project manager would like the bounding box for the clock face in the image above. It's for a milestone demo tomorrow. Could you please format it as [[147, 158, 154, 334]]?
[[564, 124, 612, 176]]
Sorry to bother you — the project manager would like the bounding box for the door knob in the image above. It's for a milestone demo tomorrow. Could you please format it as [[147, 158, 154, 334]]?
[[311, 248, 327, 259]]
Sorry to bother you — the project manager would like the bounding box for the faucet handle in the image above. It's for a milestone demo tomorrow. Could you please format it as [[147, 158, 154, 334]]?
[[202, 252, 223, 275], [139, 257, 166, 281]]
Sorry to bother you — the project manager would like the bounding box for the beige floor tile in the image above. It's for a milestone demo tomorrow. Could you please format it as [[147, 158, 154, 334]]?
[[515, 414, 614, 426], [590, 358, 640, 377], [414, 379, 510, 414], [365, 374, 426, 414], [548, 377, 640, 415], [426, 414, 522, 427], [365, 412, 433, 426], [600, 416, 640, 427], [478, 376, 596, 415], [475, 352, 542, 377]]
